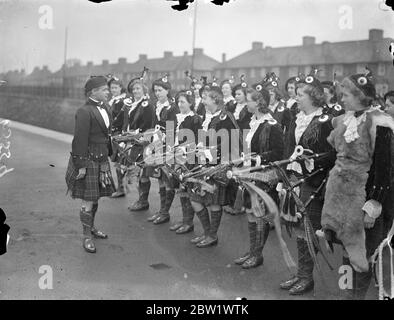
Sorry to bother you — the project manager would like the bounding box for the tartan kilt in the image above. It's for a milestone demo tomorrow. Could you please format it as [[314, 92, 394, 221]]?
[[65, 155, 115, 202], [243, 182, 278, 210], [187, 182, 228, 207], [299, 182, 324, 232]]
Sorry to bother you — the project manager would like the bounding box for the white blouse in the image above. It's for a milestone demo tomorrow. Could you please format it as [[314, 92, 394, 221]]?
[[156, 100, 170, 121], [202, 110, 221, 132], [294, 108, 323, 144], [233, 103, 247, 120]]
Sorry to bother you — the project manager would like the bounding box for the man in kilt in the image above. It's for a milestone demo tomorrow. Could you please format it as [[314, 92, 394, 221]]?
[[65, 76, 115, 253]]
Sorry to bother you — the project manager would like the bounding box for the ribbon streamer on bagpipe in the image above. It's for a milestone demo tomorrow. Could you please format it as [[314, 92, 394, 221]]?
[[178, 152, 257, 197], [371, 220, 394, 300], [273, 159, 334, 278], [243, 180, 297, 272]]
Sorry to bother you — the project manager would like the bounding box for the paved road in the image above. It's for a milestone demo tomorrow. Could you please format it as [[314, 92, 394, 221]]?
[[0, 122, 378, 300]]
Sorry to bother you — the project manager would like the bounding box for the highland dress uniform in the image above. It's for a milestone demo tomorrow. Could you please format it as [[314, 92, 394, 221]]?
[[65, 76, 115, 253]]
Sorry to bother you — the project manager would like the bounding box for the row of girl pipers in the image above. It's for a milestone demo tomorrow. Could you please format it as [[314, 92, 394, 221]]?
[[70, 68, 394, 299]]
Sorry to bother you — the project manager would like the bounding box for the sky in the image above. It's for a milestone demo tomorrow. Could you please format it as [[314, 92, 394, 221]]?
[[0, 0, 393, 74]]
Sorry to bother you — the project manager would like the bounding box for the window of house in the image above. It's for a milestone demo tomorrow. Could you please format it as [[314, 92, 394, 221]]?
[[304, 66, 311, 75], [288, 66, 298, 77], [378, 63, 386, 76], [250, 68, 256, 79], [260, 68, 266, 78], [318, 66, 326, 77]]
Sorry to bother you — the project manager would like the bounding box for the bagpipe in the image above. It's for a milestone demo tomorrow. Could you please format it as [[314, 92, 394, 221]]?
[[371, 220, 394, 300], [110, 125, 164, 181], [226, 146, 334, 273]]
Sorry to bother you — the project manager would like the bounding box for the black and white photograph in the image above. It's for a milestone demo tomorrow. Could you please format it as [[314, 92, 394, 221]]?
[[0, 0, 394, 305]]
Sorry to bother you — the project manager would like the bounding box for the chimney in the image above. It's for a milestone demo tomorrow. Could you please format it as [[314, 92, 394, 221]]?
[[139, 54, 147, 61], [302, 36, 316, 46], [87, 61, 93, 68], [102, 59, 109, 67], [193, 48, 203, 56], [369, 29, 383, 41], [183, 51, 188, 56], [164, 51, 173, 58], [118, 57, 127, 66], [252, 41, 263, 50]]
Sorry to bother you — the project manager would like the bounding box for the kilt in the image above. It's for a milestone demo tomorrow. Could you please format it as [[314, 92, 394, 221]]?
[[65, 155, 115, 202], [188, 183, 228, 207], [243, 182, 278, 210]]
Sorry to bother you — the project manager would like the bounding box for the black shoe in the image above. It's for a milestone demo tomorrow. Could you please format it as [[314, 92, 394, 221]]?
[[196, 237, 218, 248], [110, 191, 125, 198], [91, 228, 108, 239], [170, 222, 183, 231], [288, 278, 314, 295], [234, 252, 250, 265], [175, 224, 194, 234], [190, 235, 205, 244], [241, 255, 264, 269], [82, 238, 96, 253], [280, 276, 300, 290], [147, 212, 161, 222], [153, 214, 170, 225], [128, 200, 149, 211]]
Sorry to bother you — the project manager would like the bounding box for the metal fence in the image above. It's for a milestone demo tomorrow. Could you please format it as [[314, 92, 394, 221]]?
[[0, 85, 85, 100]]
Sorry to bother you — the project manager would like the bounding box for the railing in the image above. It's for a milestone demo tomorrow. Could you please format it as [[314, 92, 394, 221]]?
[[0, 85, 85, 100]]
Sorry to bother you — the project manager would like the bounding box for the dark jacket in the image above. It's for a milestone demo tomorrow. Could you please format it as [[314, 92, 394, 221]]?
[[235, 104, 253, 131], [323, 103, 345, 118], [110, 96, 126, 135], [124, 98, 155, 133], [178, 114, 203, 145], [284, 112, 336, 188], [250, 120, 284, 165], [154, 101, 180, 139], [196, 102, 206, 122], [366, 126, 392, 205], [207, 110, 242, 163], [271, 101, 292, 134], [71, 98, 112, 169], [286, 99, 299, 119]]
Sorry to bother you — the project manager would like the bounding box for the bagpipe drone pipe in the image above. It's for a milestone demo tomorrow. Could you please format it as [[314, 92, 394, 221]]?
[[226, 146, 335, 274]]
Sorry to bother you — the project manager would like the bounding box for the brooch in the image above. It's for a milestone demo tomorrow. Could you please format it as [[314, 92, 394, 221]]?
[[305, 76, 314, 84], [124, 98, 132, 106], [334, 105, 342, 111], [319, 114, 329, 122], [142, 101, 149, 107]]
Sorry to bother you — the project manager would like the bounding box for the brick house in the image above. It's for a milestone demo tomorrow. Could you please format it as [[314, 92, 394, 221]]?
[[214, 29, 394, 97]]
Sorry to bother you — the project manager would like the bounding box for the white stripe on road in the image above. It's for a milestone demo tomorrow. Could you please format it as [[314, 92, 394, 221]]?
[[7, 120, 72, 144]]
